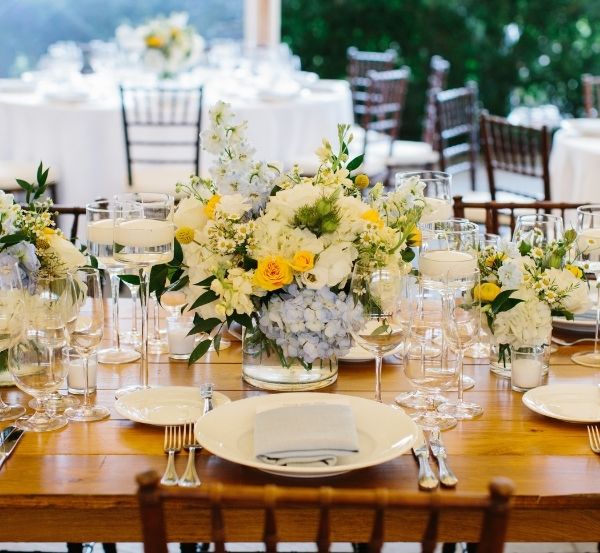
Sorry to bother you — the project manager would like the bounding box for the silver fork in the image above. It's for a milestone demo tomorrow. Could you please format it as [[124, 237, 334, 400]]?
[[179, 421, 202, 487], [160, 425, 182, 486], [587, 425, 600, 454]]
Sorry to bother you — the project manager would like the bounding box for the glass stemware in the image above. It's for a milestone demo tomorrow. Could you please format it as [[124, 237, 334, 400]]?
[[572, 205, 600, 367], [0, 262, 26, 420], [121, 269, 141, 348], [512, 213, 564, 247], [64, 268, 108, 421], [86, 200, 141, 364], [350, 261, 412, 403], [437, 268, 484, 420], [395, 171, 452, 223], [148, 291, 169, 355], [113, 193, 175, 396]]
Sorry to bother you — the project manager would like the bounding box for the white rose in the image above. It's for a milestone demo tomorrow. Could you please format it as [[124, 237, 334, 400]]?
[[215, 193, 250, 220], [174, 197, 208, 231], [307, 243, 356, 288], [545, 268, 591, 314], [46, 233, 86, 271]]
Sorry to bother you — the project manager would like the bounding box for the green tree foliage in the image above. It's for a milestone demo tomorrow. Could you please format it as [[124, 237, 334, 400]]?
[[282, 0, 600, 139]]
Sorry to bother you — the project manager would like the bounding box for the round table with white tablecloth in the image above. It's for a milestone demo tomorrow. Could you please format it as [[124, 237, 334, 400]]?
[[0, 74, 353, 206], [550, 126, 600, 204]]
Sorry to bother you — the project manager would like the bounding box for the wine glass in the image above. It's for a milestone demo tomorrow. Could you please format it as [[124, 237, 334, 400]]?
[[10, 274, 73, 431], [437, 268, 484, 420], [513, 213, 564, 247], [87, 200, 141, 364], [396, 171, 452, 223], [113, 193, 175, 396], [350, 261, 412, 403], [121, 268, 141, 348], [149, 292, 169, 354], [0, 262, 26, 420], [64, 268, 108, 421], [402, 277, 458, 430], [572, 205, 600, 367]]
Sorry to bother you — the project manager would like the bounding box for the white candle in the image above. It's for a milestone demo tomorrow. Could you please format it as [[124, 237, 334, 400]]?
[[67, 354, 97, 393], [114, 219, 175, 247], [421, 198, 453, 223], [419, 250, 477, 279], [511, 358, 543, 389], [167, 320, 197, 357], [87, 219, 114, 246]]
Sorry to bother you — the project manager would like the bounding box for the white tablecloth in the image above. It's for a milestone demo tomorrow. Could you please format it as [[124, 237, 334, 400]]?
[[550, 129, 600, 204], [0, 76, 352, 206]]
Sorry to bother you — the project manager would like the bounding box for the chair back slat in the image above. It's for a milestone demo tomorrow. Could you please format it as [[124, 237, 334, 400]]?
[[480, 112, 551, 201], [583, 74, 600, 118], [435, 84, 479, 190], [136, 471, 514, 553], [51, 206, 86, 241], [422, 55, 450, 145]]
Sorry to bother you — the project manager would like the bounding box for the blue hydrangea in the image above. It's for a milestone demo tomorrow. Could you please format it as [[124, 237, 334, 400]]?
[[258, 285, 364, 364]]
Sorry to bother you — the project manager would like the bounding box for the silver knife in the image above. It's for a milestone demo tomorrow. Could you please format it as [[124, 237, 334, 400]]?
[[200, 383, 214, 416], [412, 430, 439, 490], [0, 426, 24, 469], [428, 428, 458, 487]]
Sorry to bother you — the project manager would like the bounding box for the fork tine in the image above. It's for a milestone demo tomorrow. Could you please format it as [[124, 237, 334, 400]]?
[[593, 425, 600, 451]]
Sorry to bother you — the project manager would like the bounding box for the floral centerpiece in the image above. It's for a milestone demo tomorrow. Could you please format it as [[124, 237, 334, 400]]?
[[152, 101, 426, 389], [0, 164, 87, 374], [475, 230, 590, 371], [116, 12, 204, 79]]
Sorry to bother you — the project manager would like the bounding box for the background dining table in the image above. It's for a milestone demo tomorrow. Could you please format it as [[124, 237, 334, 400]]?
[[0, 313, 598, 544]]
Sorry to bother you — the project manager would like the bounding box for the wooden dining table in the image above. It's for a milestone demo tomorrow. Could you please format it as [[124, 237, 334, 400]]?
[[0, 321, 599, 544]]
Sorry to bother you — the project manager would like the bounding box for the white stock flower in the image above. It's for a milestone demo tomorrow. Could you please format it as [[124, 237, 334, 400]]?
[[497, 256, 532, 289]]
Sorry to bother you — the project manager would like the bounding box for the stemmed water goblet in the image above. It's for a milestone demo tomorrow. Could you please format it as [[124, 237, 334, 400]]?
[[113, 193, 175, 396], [0, 262, 26, 420], [86, 200, 141, 364], [350, 261, 412, 403], [396, 171, 452, 223], [121, 269, 141, 348], [572, 205, 600, 367], [437, 268, 484, 420], [64, 267, 108, 421], [512, 213, 564, 247]]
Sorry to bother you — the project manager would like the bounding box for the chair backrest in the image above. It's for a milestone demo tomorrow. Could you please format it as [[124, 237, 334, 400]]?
[[479, 112, 551, 201], [583, 74, 600, 118], [137, 470, 514, 553], [51, 205, 87, 241], [119, 85, 203, 187], [453, 195, 581, 235], [435, 84, 479, 190], [422, 55, 450, 145], [347, 47, 398, 127]]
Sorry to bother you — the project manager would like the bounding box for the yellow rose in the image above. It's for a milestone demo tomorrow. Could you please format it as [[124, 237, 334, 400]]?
[[360, 208, 383, 228], [473, 282, 501, 303], [290, 250, 315, 272], [355, 174, 370, 189], [407, 227, 422, 247], [175, 226, 195, 245], [145, 35, 163, 48], [204, 194, 221, 219], [565, 264, 583, 279], [253, 256, 293, 291]]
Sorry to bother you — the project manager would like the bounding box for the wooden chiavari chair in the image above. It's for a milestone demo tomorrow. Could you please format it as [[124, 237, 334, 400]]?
[[137, 470, 514, 553], [583, 74, 600, 118], [51, 205, 86, 241], [422, 55, 450, 146], [479, 112, 551, 201]]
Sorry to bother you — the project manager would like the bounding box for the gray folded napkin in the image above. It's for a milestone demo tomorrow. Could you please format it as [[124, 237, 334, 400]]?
[[254, 402, 359, 467]]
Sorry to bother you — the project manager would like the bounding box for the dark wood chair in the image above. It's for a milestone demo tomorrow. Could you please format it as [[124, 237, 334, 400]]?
[[479, 112, 551, 202], [119, 85, 203, 191], [51, 205, 86, 241], [435, 84, 479, 191], [347, 47, 398, 128], [137, 470, 514, 553], [453, 195, 581, 235], [422, 55, 451, 147], [583, 74, 600, 118]]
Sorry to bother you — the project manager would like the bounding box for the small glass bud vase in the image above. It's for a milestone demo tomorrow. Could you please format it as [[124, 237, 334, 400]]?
[[510, 346, 545, 392]]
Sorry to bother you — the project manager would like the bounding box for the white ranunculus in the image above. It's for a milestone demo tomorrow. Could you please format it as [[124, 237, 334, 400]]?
[[46, 234, 87, 271], [174, 197, 208, 231], [492, 295, 552, 348], [308, 243, 356, 289], [300, 265, 329, 289], [215, 193, 250, 220]]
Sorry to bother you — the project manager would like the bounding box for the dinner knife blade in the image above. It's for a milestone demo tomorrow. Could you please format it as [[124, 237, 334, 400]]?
[[0, 427, 24, 469], [412, 432, 439, 490]]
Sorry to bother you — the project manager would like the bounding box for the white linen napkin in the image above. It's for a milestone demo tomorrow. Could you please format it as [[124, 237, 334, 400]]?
[[254, 402, 359, 466]]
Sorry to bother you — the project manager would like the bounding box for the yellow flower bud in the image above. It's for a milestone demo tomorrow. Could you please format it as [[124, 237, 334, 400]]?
[[355, 174, 370, 189], [473, 282, 501, 303], [175, 226, 195, 245], [253, 256, 293, 291], [204, 194, 221, 219], [290, 250, 315, 272]]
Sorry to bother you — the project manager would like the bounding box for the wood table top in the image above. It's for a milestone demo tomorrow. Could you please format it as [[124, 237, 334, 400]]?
[[0, 328, 599, 543]]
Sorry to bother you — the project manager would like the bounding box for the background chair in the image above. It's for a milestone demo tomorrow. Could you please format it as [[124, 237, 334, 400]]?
[[422, 55, 451, 147], [119, 85, 203, 192], [0, 161, 58, 201], [582, 74, 600, 118], [435, 84, 479, 191], [51, 205, 86, 241], [137, 470, 514, 553], [479, 112, 552, 201]]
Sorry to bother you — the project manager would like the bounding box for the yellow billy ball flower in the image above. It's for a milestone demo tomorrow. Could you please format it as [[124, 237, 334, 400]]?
[[360, 208, 384, 228], [290, 250, 315, 272], [565, 264, 583, 279], [355, 174, 370, 189], [145, 35, 163, 48], [175, 226, 195, 245], [253, 256, 293, 291], [473, 282, 501, 303], [204, 194, 221, 219]]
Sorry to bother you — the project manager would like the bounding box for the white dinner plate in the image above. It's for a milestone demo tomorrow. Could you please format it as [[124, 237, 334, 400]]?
[[553, 310, 596, 333], [522, 383, 600, 423], [339, 345, 376, 362], [115, 386, 230, 426], [561, 118, 600, 137], [194, 392, 418, 478]]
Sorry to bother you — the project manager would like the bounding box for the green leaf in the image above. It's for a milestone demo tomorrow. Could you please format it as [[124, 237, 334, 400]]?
[[371, 323, 390, 336], [490, 289, 524, 314], [346, 154, 364, 171], [119, 274, 140, 286], [194, 275, 216, 287], [518, 240, 531, 256], [401, 248, 415, 263], [167, 275, 189, 292], [188, 339, 212, 365], [212, 334, 221, 353], [191, 317, 221, 334], [172, 238, 183, 265], [230, 312, 252, 328], [0, 232, 28, 246], [190, 289, 218, 310], [16, 179, 32, 192], [149, 264, 169, 296]]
